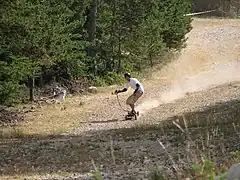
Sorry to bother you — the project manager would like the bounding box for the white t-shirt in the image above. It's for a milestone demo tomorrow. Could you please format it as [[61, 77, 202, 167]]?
[[124, 78, 144, 93]]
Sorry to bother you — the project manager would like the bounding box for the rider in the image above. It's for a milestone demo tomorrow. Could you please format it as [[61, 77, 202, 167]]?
[[115, 72, 144, 115]]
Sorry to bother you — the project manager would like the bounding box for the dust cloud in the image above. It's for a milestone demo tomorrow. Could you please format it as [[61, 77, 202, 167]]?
[[136, 61, 240, 116], [161, 61, 240, 102], [136, 19, 240, 116]]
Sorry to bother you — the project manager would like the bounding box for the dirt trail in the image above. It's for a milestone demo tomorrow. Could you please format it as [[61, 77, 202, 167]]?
[[69, 18, 240, 135]]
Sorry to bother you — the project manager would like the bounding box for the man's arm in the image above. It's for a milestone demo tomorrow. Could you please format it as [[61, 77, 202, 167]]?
[[115, 82, 129, 94], [116, 88, 127, 94]]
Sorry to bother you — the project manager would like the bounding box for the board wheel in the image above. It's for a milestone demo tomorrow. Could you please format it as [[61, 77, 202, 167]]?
[[125, 114, 135, 120], [125, 115, 133, 120], [136, 111, 139, 116]]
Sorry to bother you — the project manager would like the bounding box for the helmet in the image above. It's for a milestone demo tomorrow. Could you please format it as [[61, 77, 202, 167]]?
[[124, 72, 131, 78]]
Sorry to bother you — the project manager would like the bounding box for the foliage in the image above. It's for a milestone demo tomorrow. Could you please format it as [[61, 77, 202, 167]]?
[[91, 169, 103, 180], [150, 167, 166, 180], [148, 156, 239, 180], [0, 54, 40, 105], [0, 0, 192, 105], [189, 158, 237, 180]]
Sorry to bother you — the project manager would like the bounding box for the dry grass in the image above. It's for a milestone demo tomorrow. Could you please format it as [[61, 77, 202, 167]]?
[[0, 88, 117, 137], [2, 102, 86, 136], [23, 102, 86, 135], [0, 172, 78, 180], [151, 115, 240, 180], [0, 127, 25, 138]]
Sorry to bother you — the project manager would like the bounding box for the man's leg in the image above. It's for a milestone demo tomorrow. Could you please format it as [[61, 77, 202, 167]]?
[[134, 92, 143, 111], [130, 104, 135, 113], [126, 91, 143, 114], [126, 94, 135, 114]]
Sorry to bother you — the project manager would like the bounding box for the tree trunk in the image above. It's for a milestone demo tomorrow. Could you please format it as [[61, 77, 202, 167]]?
[[117, 28, 121, 73], [87, 0, 97, 42], [87, 0, 98, 75], [111, 0, 117, 70], [149, 52, 153, 67], [222, 0, 231, 16], [29, 77, 34, 102]]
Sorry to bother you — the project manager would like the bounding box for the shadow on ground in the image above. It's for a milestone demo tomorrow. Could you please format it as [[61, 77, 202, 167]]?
[[0, 99, 240, 177]]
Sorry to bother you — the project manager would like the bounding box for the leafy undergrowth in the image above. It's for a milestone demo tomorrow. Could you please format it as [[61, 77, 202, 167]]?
[[149, 154, 240, 180], [147, 126, 240, 180]]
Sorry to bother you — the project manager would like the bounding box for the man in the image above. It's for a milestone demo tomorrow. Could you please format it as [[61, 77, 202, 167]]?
[[115, 72, 144, 115]]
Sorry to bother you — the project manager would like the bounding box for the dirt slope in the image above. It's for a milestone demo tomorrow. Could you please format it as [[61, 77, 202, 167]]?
[[69, 18, 240, 135]]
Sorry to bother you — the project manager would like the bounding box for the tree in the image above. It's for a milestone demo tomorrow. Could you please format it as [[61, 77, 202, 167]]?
[[0, 0, 193, 105]]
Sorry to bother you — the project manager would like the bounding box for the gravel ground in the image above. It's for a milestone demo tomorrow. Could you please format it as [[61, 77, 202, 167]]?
[[69, 82, 240, 134], [1, 18, 240, 180], [69, 18, 240, 135]]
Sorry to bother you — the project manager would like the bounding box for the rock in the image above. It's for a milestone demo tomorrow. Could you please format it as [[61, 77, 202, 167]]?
[[79, 89, 85, 93], [88, 86, 98, 94], [61, 106, 67, 111], [227, 163, 240, 180], [79, 101, 85, 106], [53, 89, 67, 101]]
